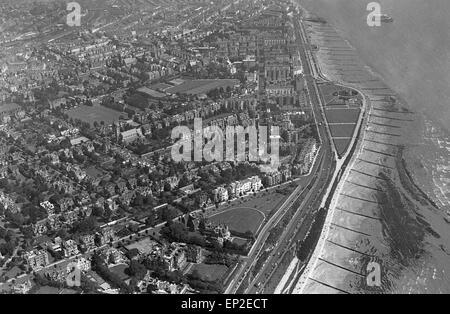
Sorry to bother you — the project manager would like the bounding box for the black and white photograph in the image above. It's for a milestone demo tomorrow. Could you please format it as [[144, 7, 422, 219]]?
[[0, 0, 449, 302]]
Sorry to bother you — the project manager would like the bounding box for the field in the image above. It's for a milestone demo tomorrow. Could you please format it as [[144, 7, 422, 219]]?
[[208, 207, 265, 234], [166, 79, 238, 95], [206, 190, 289, 234], [209, 190, 289, 234], [224, 190, 289, 215], [319, 83, 362, 107], [325, 108, 360, 124], [189, 263, 228, 282], [320, 83, 362, 157], [232, 237, 249, 246], [325, 108, 361, 157], [333, 138, 353, 157], [109, 264, 129, 281], [329, 124, 356, 138], [66, 105, 123, 126]]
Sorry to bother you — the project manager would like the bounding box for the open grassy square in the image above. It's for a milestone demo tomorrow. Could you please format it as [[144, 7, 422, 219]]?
[[325, 108, 360, 124], [329, 124, 356, 138], [109, 264, 130, 281], [319, 83, 362, 106], [333, 138, 352, 157], [208, 207, 265, 234], [189, 263, 228, 282], [225, 191, 289, 215], [232, 237, 249, 246], [66, 105, 124, 126], [207, 190, 290, 235]]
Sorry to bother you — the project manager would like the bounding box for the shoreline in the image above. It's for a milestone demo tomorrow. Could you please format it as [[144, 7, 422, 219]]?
[[276, 3, 372, 293], [283, 1, 450, 294]]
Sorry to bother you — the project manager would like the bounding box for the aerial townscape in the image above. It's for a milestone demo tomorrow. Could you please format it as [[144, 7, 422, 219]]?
[[1, 0, 449, 297]]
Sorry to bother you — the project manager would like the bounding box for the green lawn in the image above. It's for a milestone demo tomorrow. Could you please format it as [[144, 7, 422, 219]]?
[[190, 263, 228, 282], [325, 108, 360, 124], [333, 138, 352, 157], [329, 123, 357, 138], [208, 207, 265, 234], [109, 263, 129, 281], [222, 191, 289, 215], [66, 105, 124, 126]]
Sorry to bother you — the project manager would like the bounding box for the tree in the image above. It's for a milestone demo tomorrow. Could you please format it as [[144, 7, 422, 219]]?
[[198, 219, 206, 233], [189, 269, 202, 281], [146, 283, 158, 294], [6, 212, 25, 227], [0, 227, 6, 239], [146, 212, 156, 227], [178, 175, 189, 188], [72, 216, 97, 234], [132, 194, 144, 207], [92, 206, 105, 217], [161, 222, 188, 242], [163, 182, 172, 192], [126, 260, 147, 280], [186, 215, 196, 232], [0, 241, 15, 256], [56, 228, 69, 240]]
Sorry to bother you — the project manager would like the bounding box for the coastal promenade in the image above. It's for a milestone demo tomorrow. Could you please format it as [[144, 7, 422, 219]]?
[[273, 7, 369, 294]]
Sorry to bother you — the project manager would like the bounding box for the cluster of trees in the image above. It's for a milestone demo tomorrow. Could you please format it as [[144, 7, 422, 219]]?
[[161, 221, 206, 247], [0, 227, 17, 256], [204, 250, 234, 268], [187, 269, 223, 294], [126, 141, 152, 156], [174, 200, 197, 216], [5, 211, 26, 228], [126, 260, 147, 280], [20, 203, 47, 225], [91, 253, 132, 293], [33, 273, 65, 289], [151, 266, 223, 294], [160, 205, 181, 222], [195, 163, 261, 195], [206, 85, 233, 100], [0, 188, 46, 227], [131, 193, 157, 209], [124, 93, 149, 111], [297, 208, 327, 262], [150, 126, 171, 142], [0, 177, 46, 206], [70, 216, 98, 237], [161, 220, 248, 256]]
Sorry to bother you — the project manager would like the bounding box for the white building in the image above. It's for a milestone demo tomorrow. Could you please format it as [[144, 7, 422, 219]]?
[[25, 249, 50, 271], [213, 186, 229, 203]]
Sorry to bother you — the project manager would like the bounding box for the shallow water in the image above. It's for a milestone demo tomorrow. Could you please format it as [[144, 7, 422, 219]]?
[[300, 0, 450, 132]]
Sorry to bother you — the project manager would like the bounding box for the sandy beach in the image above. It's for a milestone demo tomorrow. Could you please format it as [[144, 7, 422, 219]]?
[[287, 3, 450, 294]]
